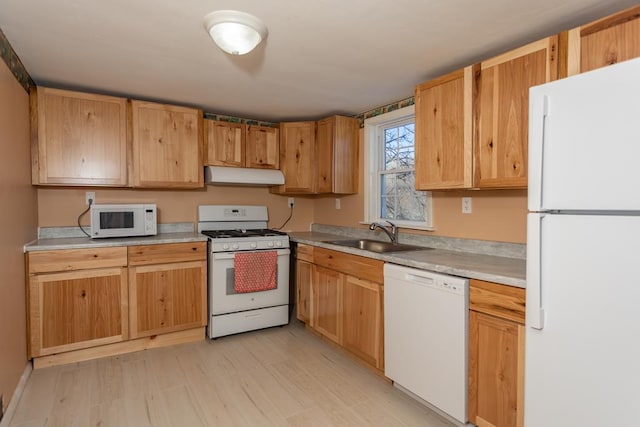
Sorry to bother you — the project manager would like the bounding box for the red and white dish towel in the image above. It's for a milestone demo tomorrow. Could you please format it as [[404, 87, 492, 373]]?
[[234, 251, 278, 293]]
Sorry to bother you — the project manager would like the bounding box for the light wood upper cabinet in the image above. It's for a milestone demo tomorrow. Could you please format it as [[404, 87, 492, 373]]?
[[246, 125, 279, 169], [204, 119, 245, 167], [26, 247, 129, 358], [415, 36, 561, 190], [316, 115, 359, 194], [205, 120, 279, 170], [130, 100, 203, 188], [475, 36, 560, 188], [468, 279, 525, 427], [128, 242, 207, 339], [30, 87, 128, 186], [273, 121, 317, 194], [273, 116, 359, 195], [415, 66, 476, 190], [568, 5, 640, 76]]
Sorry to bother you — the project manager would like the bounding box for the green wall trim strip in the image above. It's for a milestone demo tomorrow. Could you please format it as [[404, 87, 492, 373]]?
[[354, 95, 415, 127], [0, 28, 34, 92], [203, 112, 278, 128]]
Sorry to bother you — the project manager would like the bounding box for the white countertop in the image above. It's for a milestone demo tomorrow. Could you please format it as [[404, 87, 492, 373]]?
[[24, 232, 207, 252], [289, 231, 526, 288]]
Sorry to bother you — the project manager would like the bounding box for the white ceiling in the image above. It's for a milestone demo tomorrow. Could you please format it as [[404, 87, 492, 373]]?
[[0, 1, 636, 122]]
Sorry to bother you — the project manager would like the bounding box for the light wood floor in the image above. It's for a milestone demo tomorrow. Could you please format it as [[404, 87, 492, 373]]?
[[8, 320, 455, 426]]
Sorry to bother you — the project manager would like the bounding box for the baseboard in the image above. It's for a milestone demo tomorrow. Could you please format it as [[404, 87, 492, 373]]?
[[0, 362, 32, 427], [32, 327, 205, 369]]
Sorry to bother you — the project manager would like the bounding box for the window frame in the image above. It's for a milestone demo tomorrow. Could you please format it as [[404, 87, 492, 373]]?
[[363, 105, 433, 230]]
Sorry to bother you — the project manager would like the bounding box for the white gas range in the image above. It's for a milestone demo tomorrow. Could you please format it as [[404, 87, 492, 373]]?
[[198, 205, 290, 339]]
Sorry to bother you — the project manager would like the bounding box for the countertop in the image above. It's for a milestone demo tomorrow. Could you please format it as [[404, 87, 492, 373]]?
[[289, 231, 526, 288], [24, 232, 207, 252]]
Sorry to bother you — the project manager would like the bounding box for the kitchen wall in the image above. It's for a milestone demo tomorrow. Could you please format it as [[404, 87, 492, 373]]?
[[0, 59, 37, 411], [37, 187, 315, 232], [313, 129, 528, 244], [37, 128, 528, 243]]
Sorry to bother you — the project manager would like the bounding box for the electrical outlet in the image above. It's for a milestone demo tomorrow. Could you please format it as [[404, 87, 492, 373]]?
[[288, 197, 295, 208], [85, 192, 96, 206], [335, 198, 341, 210], [462, 197, 472, 214]]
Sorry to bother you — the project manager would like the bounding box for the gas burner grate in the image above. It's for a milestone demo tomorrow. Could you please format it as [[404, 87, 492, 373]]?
[[201, 229, 288, 239]]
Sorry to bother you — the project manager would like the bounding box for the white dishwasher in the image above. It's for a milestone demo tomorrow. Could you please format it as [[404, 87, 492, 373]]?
[[384, 263, 468, 424]]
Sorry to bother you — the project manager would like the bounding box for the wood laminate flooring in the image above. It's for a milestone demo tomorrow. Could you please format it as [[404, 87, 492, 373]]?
[[7, 320, 456, 426]]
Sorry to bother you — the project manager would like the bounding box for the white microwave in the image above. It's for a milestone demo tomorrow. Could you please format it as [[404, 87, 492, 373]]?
[[90, 204, 157, 238]]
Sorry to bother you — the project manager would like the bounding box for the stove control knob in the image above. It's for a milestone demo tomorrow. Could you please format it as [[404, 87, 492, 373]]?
[[250, 242, 257, 249], [232, 243, 239, 250], [276, 241, 282, 247], [222, 243, 230, 250], [267, 241, 274, 247]]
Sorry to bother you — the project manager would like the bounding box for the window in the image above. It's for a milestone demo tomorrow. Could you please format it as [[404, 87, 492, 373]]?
[[364, 105, 432, 229]]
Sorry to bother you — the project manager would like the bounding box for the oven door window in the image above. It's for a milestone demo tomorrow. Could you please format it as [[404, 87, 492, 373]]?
[[210, 249, 290, 315], [225, 266, 278, 295]]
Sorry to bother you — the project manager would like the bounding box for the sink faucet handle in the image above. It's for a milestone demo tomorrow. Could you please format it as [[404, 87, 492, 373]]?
[[385, 221, 399, 242]]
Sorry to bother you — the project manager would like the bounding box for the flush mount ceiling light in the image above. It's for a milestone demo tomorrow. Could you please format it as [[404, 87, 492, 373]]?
[[203, 10, 268, 55]]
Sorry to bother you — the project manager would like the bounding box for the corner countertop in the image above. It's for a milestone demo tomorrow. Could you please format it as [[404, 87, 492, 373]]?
[[24, 232, 208, 252], [289, 231, 526, 288]]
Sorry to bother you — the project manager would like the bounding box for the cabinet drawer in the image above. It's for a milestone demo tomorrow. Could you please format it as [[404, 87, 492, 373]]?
[[128, 242, 207, 266], [28, 247, 128, 274], [470, 279, 525, 324], [296, 243, 314, 262], [313, 247, 383, 283]]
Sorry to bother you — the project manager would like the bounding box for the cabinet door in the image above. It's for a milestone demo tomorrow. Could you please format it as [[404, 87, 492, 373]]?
[[246, 125, 279, 169], [468, 311, 525, 427], [129, 260, 207, 338], [476, 36, 560, 188], [28, 267, 128, 358], [568, 5, 640, 75], [317, 116, 359, 194], [272, 121, 316, 194], [415, 66, 476, 190], [342, 275, 383, 369], [313, 265, 343, 344], [31, 87, 128, 186], [205, 119, 245, 167], [131, 100, 203, 188], [296, 259, 313, 324]]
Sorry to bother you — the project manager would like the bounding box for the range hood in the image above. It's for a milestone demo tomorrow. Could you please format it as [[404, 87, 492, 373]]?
[[204, 166, 285, 186]]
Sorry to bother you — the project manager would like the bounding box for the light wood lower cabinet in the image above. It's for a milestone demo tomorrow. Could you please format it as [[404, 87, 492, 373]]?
[[128, 242, 207, 338], [313, 265, 343, 344], [342, 275, 383, 370], [27, 247, 129, 358], [26, 242, 207, 366], [468, 279, 525, 427], [296, 259, 313, 325], [295, 244, 384, 370]]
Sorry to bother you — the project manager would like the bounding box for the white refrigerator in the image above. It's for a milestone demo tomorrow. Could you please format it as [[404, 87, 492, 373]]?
[[526, 57, 640, 426]]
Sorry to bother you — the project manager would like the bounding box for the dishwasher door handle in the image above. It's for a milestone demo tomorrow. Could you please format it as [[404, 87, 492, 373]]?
[[405, 274, 436, 286]]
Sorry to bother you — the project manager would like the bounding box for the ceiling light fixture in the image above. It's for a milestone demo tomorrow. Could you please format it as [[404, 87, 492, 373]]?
[[203, 10, 268, 55]]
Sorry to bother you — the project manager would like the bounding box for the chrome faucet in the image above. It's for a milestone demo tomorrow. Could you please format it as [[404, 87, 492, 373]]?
[[369, 221, 399, 244]]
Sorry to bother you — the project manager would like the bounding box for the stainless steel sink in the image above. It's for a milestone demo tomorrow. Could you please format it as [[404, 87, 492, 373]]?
[[323, 239, 430, 253]]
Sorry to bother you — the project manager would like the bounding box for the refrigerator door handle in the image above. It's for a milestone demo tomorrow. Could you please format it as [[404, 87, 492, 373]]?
[[527, 90, 549, 211], [539, 95, 549, 208], [527, 213, 545, 330]]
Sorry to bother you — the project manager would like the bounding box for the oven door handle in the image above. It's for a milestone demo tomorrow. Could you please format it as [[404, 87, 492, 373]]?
[[212, 248, 290, 260]]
